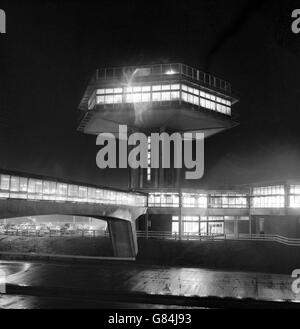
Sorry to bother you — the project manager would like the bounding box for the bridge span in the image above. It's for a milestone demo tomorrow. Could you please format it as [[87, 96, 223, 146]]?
[[0, 169, 147, 258]]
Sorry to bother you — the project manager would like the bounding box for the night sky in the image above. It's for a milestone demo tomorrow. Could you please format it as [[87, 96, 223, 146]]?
[[1, 0, 300, 189]]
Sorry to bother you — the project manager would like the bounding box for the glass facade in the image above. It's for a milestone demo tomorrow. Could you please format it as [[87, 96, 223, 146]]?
[[147, 185, 300, 210], [251, 185, 285, 208], [209, 193, 248, 208], [171, 216, 249, 235], [3, 173, 300, 212], [181, 193, 207, 208], [148, 192, 179, 208], [148, 191, 248, 209], [171, 215, 250, 236], [0, 174, 147, 207], [289, 185, 300, 207], [91, 83, 231, 116], [181, 84, 231, 115]]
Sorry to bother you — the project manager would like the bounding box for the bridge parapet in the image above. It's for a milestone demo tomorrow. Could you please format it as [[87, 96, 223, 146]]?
[[0, 169, 147, 208]]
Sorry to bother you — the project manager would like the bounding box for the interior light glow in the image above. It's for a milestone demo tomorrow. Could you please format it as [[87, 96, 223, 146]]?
[[165, 69, 176, 75]]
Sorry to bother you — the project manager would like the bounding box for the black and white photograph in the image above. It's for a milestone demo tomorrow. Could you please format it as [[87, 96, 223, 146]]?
[[1, 0, 300, 317]]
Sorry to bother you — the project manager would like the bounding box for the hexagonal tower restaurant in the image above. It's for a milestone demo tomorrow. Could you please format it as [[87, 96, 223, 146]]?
[[78, 63, 238, 190]]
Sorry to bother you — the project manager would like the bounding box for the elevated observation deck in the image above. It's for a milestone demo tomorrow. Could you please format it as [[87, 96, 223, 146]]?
[[78, 63, 239, 138]]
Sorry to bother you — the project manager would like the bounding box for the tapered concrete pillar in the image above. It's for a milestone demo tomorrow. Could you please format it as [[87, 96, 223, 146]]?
[[108, 220, 138, 258]]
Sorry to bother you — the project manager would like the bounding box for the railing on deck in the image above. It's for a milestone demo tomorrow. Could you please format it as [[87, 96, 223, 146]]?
[[92, 63, 232, 94], [136, 231, 300, 246], [0, 228, 110, 238]]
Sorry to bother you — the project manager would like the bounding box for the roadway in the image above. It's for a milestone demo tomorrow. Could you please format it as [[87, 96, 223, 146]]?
[[0, 260, 300, 308]]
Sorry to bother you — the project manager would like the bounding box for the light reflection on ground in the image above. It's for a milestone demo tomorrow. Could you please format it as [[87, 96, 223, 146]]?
[[0, 260, 299, 308]]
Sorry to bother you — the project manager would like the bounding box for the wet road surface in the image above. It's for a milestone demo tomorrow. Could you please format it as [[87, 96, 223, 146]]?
[[0, 260, 299, 308]]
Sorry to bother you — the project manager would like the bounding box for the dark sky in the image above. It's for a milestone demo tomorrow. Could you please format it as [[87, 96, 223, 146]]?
[[1, 0, 300, 188]]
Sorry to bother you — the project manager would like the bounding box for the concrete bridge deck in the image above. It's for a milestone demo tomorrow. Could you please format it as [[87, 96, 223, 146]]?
[[0, 169, 147, 258]]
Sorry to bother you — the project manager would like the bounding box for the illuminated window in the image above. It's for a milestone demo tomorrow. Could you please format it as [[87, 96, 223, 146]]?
[[19, 177, 28, 192], [79, 186, 88, 201], [0, 175, 10, 190], [43, 181, 56, 201], [193, 88, 199, 95], [142, 93, 151, 102], [0, 175, 10, 198], [182, 193, 207, 208], [105, 95, 114, 104], [193, 95, 199, 105], [251, 185, 285, 208], [252, 185, 285, 195], [10, 176, 19, 192], [289, 185, 300, 207], [56, 183, 68, 201], [91, 82, 231, 114], [27, 179, 43, 199], [170, 91, 180, 100], [161, 92, 170, 101], [142, 86, 151, 92], [132, 93, 142, 102], [182, 92, 188, 102], [172, 216, 179, 233], [0, 172, 147, 207], [96, 95, 105, 104], [133, 86, 141, 92], [183, 216, 199, 234], [148, 193, 179, 207], [209, 193, 248, 208], [181, 84, 231, 115], [182, 85, 188, 91], [113, 94, 122, 103], [152, 92, 161, 102], [208, 222, 224, 235]]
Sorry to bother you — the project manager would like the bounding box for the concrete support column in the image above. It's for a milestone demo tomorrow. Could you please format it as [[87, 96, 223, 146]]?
[[108, 220, 138, 258]]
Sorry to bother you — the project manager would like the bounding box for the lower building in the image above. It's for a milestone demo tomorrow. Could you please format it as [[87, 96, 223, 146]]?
[[136, 181, 300, 239]]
